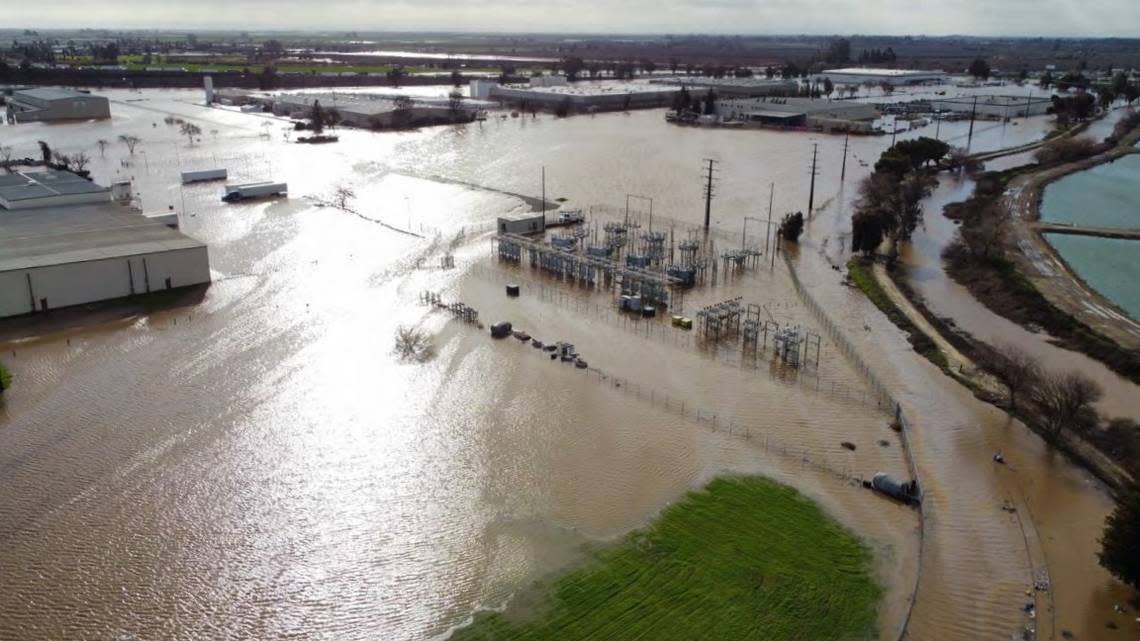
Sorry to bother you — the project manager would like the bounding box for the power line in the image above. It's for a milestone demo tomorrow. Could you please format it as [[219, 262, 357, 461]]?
[[702, 158, 718, 233], [807, 141, 816, 216]]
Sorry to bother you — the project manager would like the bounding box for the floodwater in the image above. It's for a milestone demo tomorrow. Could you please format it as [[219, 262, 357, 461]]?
[[902, 176, 1140, 422], [0, 88, 1135, 641]]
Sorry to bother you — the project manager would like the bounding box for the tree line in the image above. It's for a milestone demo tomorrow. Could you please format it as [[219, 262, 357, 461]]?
[[850, 137, 950, 259]]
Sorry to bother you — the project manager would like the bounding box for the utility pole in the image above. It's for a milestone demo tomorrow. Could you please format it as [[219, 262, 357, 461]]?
[[935, 112, 942, 140], [807, 143, 819, 219], [541, 165, 546, 218], [702, 158, 717, 233], [890, 116, 898, 147], [840, 132, 849, 181], [966, 95, 978, 150], [767, 182, 775, 269]]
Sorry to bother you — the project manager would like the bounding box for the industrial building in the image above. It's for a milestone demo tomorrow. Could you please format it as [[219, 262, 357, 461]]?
[[0, 171, 211, 318], [931, 95, 1052, 119], [252, 92, 486, 128], [4, 87, 110, 123], [488, 83, 680, 112], [651, 76, 800, 97], [716, 97, 880, 133], [816, 68, 948, 87]]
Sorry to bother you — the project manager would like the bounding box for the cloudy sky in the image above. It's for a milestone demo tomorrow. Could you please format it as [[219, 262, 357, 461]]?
[[9, 0, 1139, 37]]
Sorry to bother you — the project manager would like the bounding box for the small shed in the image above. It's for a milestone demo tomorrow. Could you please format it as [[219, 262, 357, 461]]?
[[498, 213, 546, 235]]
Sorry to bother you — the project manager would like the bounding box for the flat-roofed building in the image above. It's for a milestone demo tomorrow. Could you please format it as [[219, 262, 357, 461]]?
[[932, 95, 1053, 118], [817, 68, 948, 87], [265, 92, 484, 128], [489, 83, 679, 112], [4, 87, 111, 123], [717, 97, 880, 133], [0, 170, 112, 210], [0, 171, 211, 317], [651, 76, 800, 97]]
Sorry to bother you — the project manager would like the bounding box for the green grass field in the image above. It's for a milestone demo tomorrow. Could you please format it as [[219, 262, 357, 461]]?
[[451, 476, 881, 641]]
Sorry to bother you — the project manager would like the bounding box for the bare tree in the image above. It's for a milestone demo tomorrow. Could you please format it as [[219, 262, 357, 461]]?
[[1032, 371, 1103, 436], [52, 151, 70, 168], [0, 145, 12, 168], [326, 108, 341, 131], [332, 184, 355, 210], [282, 128, 293, 143], [118, 134, 141, 155], [987, 344, 1040, 411], [96, 138, 109, 157], [394, 326, 433, 362], [68, 151, 90, 173], [180, 122, 202, 145]]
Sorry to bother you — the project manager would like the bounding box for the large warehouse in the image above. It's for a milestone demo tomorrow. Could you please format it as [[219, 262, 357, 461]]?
[[931, 95, 1053, 118], [489, 83, 680, 112], [4, 87, 111, 123], [716, 97, 880, 133], [651, 76, 800, 97], [0, 171, 211, 318], [816, 68, 948, 87]]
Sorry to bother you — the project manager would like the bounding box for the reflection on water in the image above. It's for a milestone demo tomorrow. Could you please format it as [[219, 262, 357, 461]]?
[[1041, 154, 1140, 228], [0, 88, 1135, 641], [1045, 234, 1140, 322]]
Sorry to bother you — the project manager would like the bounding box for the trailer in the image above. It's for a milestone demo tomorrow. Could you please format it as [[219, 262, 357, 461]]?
[[181, 168, 227, 184], [222, 181, 288, 202]]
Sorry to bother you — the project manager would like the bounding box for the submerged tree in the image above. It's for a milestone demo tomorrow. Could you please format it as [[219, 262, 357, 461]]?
[[118, 134, 141, 155], [987, 344, 1041, 411], [180, 122, 202, 145], [309, 100, 326, 134], [779, 211, 805, 242]]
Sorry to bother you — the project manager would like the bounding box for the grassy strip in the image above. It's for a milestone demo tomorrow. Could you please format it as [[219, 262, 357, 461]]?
[[451, 476, 880, 641], [847, 259, 950, 371], [0, 360, 10, 392]]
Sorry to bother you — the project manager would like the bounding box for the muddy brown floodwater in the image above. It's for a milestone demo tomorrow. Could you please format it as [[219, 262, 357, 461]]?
[[0, 88, 1135, 641]]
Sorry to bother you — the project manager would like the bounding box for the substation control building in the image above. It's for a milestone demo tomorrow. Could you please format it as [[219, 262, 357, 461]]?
[[0, 170, 211, 318], [497, 213, 546, 235], [4, 87, 111, 123]]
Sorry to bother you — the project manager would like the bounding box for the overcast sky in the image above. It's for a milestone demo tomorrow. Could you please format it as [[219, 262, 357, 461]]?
[[9, 0, 1140, 37]]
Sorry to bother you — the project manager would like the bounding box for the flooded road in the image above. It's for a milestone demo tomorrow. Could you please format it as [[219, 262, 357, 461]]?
[[0, 89, 1135, 640]]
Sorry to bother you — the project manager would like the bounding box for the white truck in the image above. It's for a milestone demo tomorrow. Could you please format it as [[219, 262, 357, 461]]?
[[182, 168, 227, 184], [558, 208, 585, 225], [222, 182, 288, 202]]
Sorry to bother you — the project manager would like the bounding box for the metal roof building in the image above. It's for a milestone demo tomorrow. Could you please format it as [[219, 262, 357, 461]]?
[[0, 170, 112, 210], [4, 87, 111, 123], [0, 172, 210, 317], [816, 68, 948, 87], [651, 76, 800, 97]]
